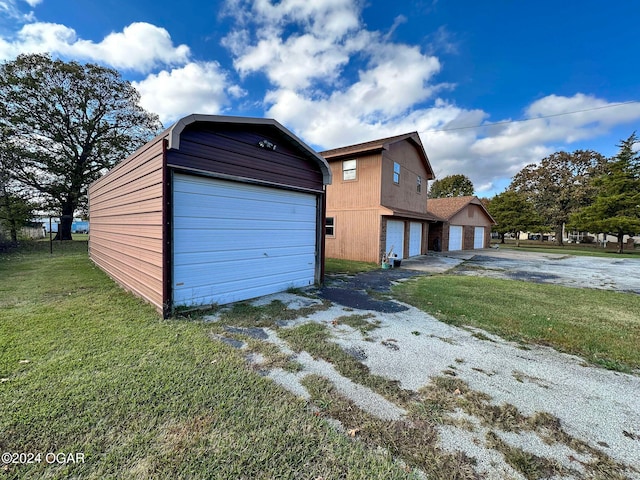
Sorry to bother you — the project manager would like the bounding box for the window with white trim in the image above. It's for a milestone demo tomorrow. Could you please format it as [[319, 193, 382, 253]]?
[[342, 159, 357, 181], [393, 162, 400, 184]]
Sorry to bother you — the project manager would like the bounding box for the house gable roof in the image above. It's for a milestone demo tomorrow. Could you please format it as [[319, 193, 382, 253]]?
[[320, 132, 435, 180], [427, 196, 496, 224]]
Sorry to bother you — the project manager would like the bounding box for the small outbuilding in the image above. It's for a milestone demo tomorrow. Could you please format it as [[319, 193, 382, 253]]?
[[426, 196, 496, 251], [89, 114, 332, 316]]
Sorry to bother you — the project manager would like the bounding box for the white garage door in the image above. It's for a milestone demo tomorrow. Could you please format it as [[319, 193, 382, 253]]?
[[172, 174, 317, 306], [409, 222, 422, 257], [386, 220, 405, 259], [449, 225, 463, 251], [474, 227, 485, 249]]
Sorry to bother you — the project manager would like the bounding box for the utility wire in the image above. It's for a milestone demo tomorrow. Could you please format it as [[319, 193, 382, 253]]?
[[420, 100, 640, 134]]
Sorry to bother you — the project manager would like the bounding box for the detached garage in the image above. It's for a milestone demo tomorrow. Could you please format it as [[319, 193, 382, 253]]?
[[426, 196, 496, 252], [89, 114, 332, 316]]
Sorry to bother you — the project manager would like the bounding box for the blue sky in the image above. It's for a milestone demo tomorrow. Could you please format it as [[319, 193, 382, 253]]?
[[1, 0, 639, 196]]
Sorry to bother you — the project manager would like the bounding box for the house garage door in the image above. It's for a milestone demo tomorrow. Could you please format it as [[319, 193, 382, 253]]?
[[386, 220, 405, 259], [172, 174, 317, 306], [409, 222, 422, 257], [474, 227, 485, 249], [449, 225, 463, 251]]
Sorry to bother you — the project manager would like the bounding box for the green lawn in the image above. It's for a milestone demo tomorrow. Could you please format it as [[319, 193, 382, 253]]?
[[0, 242, 415, 479], [325, 257, 379, 274], [392, 275, 640, 373]]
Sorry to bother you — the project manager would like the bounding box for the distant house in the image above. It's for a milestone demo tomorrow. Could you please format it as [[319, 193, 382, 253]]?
[[426, 196, 496, 251], [321, 132, 441, 263]]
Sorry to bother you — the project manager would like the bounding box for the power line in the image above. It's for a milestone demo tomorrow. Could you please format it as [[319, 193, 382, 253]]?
[[420, 100, 640, 134]]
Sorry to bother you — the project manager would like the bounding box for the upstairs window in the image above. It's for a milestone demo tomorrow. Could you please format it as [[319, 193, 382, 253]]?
[[325, 217, 335, 236], [342, 159, 357, 181], [417, 176, 422, 193], [393, 162, 400, 184]]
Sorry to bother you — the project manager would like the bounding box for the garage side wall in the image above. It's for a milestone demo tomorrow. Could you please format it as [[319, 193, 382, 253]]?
[[89, 138, 166, 313]]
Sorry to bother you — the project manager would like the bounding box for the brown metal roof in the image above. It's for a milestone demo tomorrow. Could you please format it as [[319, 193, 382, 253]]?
[[320, 132, 435, 179], [427, 196, 496, 224], [383, 207, 444, 222], [167, 114, 333, 185], [320, 132, 420, 159]]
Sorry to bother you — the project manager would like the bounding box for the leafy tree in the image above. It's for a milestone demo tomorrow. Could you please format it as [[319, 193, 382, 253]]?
[[488, 190, 544, 246], [569, 133, 640, 253], [429, 174, 474, 198], [509, 150, 606, 245], [0, 54, 162, 240], [0, 157, 35, 242]]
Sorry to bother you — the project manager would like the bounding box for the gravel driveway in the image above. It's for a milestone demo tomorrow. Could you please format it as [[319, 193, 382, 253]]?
[[403, 248, 640, 294], [209, 250, 640, 479]]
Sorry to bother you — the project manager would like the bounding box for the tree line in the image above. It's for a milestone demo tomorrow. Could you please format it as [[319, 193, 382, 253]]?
[[430, 136, 639, 254], [489, 136, 640, 253]]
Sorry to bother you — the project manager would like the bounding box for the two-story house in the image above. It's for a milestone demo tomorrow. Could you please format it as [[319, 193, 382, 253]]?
[[321, 132, 441, 263]]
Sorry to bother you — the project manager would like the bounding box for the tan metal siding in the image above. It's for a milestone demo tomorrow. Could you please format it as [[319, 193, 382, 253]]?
[[325, 154, 382, 209], [380, 142, 429, 213], [88, 138, 165, 313], [449, 204, 494, 227], [325, 208, 382, 263]]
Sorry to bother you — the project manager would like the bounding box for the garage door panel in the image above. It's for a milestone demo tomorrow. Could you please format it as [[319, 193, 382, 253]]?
[[449, 225, 463, 251], [176, 269, 314, 306], [175, 244, 316, 266], [175, 254, 314, 289], [173, 229, 315, 253], [174, 197, 317, 223], [173, 174, 317, 306], [173, 216, 316, 231]]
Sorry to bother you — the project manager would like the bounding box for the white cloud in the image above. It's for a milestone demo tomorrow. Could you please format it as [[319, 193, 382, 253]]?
[[23, 0, 41, 6], [0, 21, 190, 72], [133, 62, 232, 125]]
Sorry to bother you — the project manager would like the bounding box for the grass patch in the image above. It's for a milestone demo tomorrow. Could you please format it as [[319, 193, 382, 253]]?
[[302, 375, 479, 479], [0, 242, 420, 479], [333, 313, 380, 335], [215, 298, 330, 327], [325, 258, 379, 274], [279, 322, 415, 405], [485, 431, 566, 479], [412, 376, 634, 479], [392, 275, 640, 372]]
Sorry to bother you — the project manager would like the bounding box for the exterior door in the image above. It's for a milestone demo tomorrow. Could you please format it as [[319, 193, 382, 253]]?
[[449, 225, 463, 251], [172, 174, 317, 306], [386, 220, 405, 259], [474, 226, 485, 249], [409, 222, 422, 256]]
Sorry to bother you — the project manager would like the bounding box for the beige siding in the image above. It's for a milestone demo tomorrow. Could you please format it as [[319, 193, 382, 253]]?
[[325, 209, 382, 263], [380, 142, 429, 213], [89, 138, 165, 313], [449, 204, 492, 227], [325, 154, 382, 209]]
